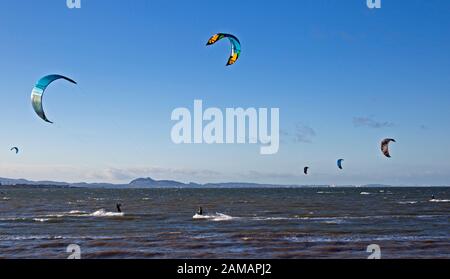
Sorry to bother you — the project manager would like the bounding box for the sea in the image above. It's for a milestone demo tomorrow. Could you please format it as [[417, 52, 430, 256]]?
[[0, 187, 449, 259]]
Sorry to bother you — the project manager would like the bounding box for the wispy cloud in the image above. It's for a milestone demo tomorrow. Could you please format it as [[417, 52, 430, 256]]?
[[353, 117, 394, 129], [293, 123, 316, 143], [280, 123, 316, 143]]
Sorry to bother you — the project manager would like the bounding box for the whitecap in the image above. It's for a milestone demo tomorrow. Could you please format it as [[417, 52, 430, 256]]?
[[89, 209, 124, 217], [193, 213, 234, 221], [398, 201, 418, 205], [89, 197, 105, 201], [284, 235, 449, 243], [67, 210, 87, 214], [430, 199, 450, 203], [33, 218, 50, 223]]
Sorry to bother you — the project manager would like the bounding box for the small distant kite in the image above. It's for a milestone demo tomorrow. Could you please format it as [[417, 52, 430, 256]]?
[[206, 33, 241, 66], [304, 167, 309, 175], [31, 74, 77, 123], [337, 159, 344, 170], [381, 138, 396, 158], [10, 147, 19, 154]]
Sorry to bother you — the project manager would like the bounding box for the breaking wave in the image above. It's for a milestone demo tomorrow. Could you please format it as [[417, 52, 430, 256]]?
[[193, 213, 234, 221]]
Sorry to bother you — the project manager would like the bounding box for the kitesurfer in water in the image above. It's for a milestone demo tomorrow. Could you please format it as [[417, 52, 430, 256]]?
[[431, 195, 435, 200], [197, 207, 203, 215], [116, 203, 122, 213]]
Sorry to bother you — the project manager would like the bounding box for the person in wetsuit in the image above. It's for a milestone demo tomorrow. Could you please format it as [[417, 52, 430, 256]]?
[[116, 203, 122, 213]]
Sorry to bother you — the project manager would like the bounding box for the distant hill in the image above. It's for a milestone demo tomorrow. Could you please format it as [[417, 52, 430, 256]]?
[[1, 176, 447, 188], [129, 177, 202, 188], [0, 177, 69, 187], [0, 176, 331, 189]]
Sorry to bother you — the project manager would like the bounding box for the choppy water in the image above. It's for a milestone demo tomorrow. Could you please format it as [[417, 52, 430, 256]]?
[[0, 187, 449, 259]]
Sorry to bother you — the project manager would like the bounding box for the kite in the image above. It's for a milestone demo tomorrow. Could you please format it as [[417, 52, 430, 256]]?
[[31, 74, 77, 123], [381, 138, 396, 158], [206, 33, 241, 66], [337, 159, 344, 170]]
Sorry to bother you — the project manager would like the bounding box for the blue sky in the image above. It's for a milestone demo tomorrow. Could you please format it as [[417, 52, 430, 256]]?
[[0, 0, 450, 185]]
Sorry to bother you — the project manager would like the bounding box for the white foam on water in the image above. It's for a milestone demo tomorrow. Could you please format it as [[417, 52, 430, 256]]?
[[89, 197, 105, 201], [252, 216, 293, 221], [398, 201, 418, 205], [193, 213, 234, 221], [0, 235, 128, 241], [317, 191, 344, 195], [0, 235, 65, 241], [89, 209, 124, 217], [33, 218, 50, 223], [20, 210, 123, 219], [47, 209, 123, 217], [67, 210, 87, 214], [430, 199, 450, 203], [0, 217, 28, 221], [284, 235, 449, 243], [322, 219, 346, 224], [253, 214, 449, 223], [360, 192, 371, 195], [193, 214, 350, 223]]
